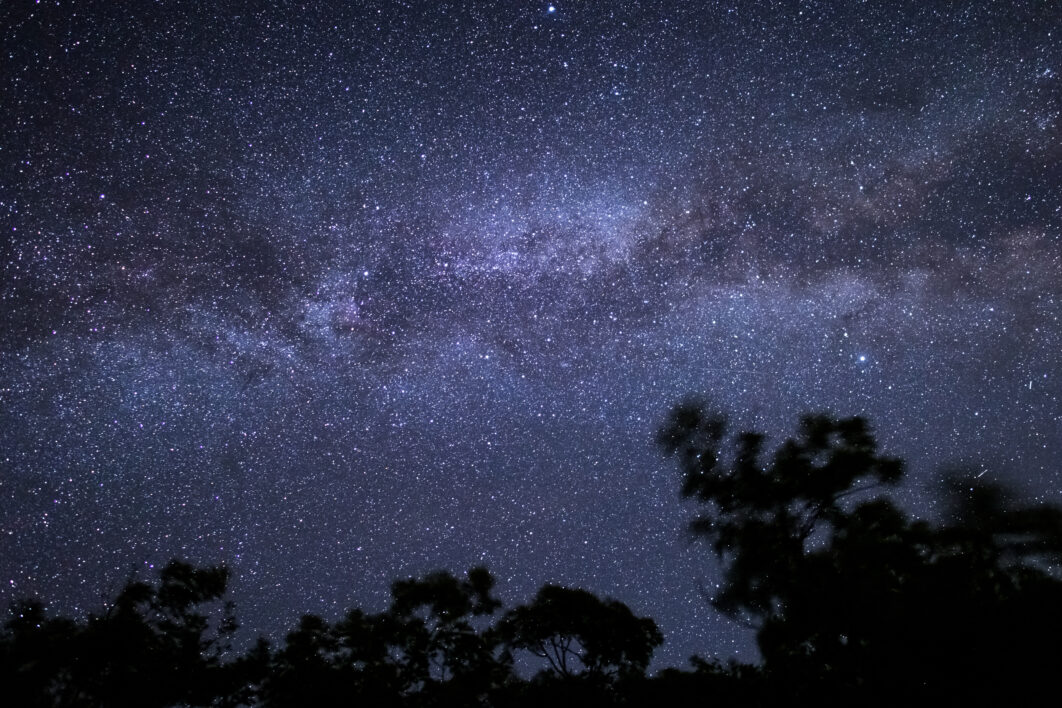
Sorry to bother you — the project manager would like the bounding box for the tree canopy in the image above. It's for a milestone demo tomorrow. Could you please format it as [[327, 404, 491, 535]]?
[[3, 403, 1060, 706], [658, 402, 1062, 704], [495, 584, 663, 680]]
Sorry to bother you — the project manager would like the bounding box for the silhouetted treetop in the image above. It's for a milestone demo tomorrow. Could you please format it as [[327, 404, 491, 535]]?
[[496, 585, 663, 681], [391, 565, 501, 621], [659, 400, 1062, 705], [1, 559, 238, 707], [3, 404, 1060, 707], [658, 404, 904, 620]]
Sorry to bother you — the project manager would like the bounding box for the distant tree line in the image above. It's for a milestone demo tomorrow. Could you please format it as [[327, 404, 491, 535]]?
[[4, 403, 1061, 706], [1, 559, 666, 707]]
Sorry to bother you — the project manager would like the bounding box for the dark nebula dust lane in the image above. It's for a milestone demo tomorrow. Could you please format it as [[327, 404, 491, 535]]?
[[2, 1, 1060, 666]]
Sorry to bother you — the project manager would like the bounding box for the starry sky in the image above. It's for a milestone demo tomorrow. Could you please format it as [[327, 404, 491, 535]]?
[[2, 0, 1060, 667]]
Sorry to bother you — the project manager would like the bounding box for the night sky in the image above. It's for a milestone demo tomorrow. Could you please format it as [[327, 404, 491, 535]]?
[[2, 1, 1060, 667]]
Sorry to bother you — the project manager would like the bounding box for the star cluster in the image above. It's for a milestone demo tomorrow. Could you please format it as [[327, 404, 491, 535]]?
[[2, 1, 1060, 666]]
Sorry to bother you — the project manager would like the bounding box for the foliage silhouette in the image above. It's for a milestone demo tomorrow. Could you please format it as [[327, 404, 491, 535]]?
[[495, 585, 662, 681], [259, 567, 510, 708], [3, 405, 1061, 706], [658, 401, 1062, 705], [1, 559, 238, 707]]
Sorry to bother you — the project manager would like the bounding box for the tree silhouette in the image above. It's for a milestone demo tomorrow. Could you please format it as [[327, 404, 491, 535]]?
[[1, 560, 237, 707], [385, 567, 507, 706], [260, 566, 508, 708], [4, 405, 1060, 706], [1, 600, 79, 708], [658, 401, 1062, 704], [495, 585, 662, 681]]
